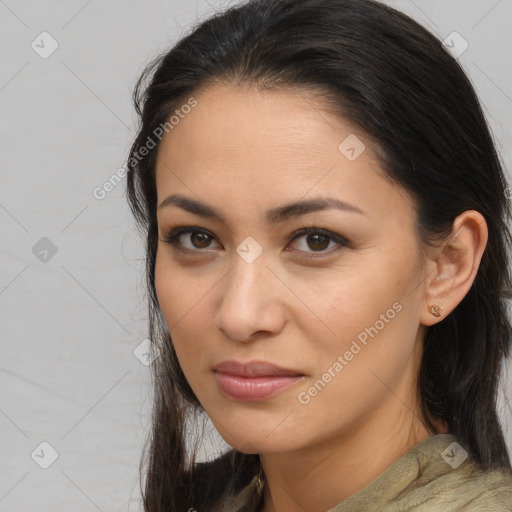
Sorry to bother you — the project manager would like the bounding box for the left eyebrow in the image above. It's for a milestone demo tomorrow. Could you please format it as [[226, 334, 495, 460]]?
[[266, 197, 365, 224], [158, 194, 365, 224]]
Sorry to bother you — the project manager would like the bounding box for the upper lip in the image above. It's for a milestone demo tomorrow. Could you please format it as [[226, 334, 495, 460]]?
[[213, 360, 304, 377]]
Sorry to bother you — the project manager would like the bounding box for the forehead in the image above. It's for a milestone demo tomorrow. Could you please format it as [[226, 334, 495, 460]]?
[[154, 83, 413, 223], [158, 83, 355, 167]]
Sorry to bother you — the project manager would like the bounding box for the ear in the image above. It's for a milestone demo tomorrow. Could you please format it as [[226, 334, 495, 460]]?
[[420, 210, 488, 326]]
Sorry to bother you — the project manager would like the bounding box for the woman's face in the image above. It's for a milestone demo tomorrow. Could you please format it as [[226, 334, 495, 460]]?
[[154, 83, 430, 453]]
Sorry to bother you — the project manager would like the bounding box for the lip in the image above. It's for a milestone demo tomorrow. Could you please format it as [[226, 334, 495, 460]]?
[[213, 360, 305, 401], [213, 360, 304, 377]]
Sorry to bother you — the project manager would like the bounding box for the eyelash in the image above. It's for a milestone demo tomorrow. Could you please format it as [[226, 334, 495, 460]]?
[[160, 225, 350, 258]]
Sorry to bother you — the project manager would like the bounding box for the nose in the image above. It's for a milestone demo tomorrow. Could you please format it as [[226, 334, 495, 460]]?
[[214, 252, 287, 342]]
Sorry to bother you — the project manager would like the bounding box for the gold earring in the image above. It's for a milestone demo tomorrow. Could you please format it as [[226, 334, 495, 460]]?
[[256, 465, 264, 492], [428, 304, 443, 317]]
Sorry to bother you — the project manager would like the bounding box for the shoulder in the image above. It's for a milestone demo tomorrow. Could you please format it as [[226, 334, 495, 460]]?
[[406, 462, 512, 512], [418, 461, 512, 511], [382, 434, 512, 512], [330, 434, 512, 512]]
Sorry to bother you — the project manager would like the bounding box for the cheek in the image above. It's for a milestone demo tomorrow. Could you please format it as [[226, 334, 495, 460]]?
[[154, 257, 181, 328], [154, 257, 195, 359], [154, 252, 212, 328], [307, 267, 396, 335], [308, 248, 422, 366], [292, 287, 419, 431], [154, 255, 217, 376]]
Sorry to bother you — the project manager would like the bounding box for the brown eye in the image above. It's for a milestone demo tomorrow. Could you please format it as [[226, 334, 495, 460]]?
[[162, 227, 220, 251], [305, 233, 330, 251], [288, 227, 348, 256], [190, 232, 212, 248]]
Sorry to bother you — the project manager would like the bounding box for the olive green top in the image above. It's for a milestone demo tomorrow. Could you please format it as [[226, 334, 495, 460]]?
[[220, 434, 512, 511]]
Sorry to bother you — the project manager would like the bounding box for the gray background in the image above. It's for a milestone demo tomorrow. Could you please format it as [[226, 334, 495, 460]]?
[[1, 1, 511, 511]]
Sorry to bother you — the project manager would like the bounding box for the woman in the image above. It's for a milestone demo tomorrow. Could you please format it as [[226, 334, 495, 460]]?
[[126, 0, 512, 510]]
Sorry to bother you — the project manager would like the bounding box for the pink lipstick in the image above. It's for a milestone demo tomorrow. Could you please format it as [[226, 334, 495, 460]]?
[[213, 360, 305, 401]]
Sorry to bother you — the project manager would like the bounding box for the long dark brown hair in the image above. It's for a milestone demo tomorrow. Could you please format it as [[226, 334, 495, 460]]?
[[125, 0, 512, 510]]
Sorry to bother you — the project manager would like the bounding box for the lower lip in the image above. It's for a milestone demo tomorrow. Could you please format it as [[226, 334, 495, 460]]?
[[214, 372, 304, 401]]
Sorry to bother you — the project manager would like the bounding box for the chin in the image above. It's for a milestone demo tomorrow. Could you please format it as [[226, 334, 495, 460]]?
[[213, 423, 303, 454]]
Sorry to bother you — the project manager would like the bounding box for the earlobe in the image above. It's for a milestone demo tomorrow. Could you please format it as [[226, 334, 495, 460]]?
[[420, 210, 488, 326]]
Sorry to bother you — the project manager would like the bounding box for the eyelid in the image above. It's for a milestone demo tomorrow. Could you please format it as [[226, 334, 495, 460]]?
[[287, 227, 349, 256], [160, 225, 349, 255], [160, 226, 221, 250], [290, 226, 349, 245]]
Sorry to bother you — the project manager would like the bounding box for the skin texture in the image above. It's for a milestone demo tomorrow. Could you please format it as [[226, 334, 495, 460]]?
[[154, 83, 487, 512]]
